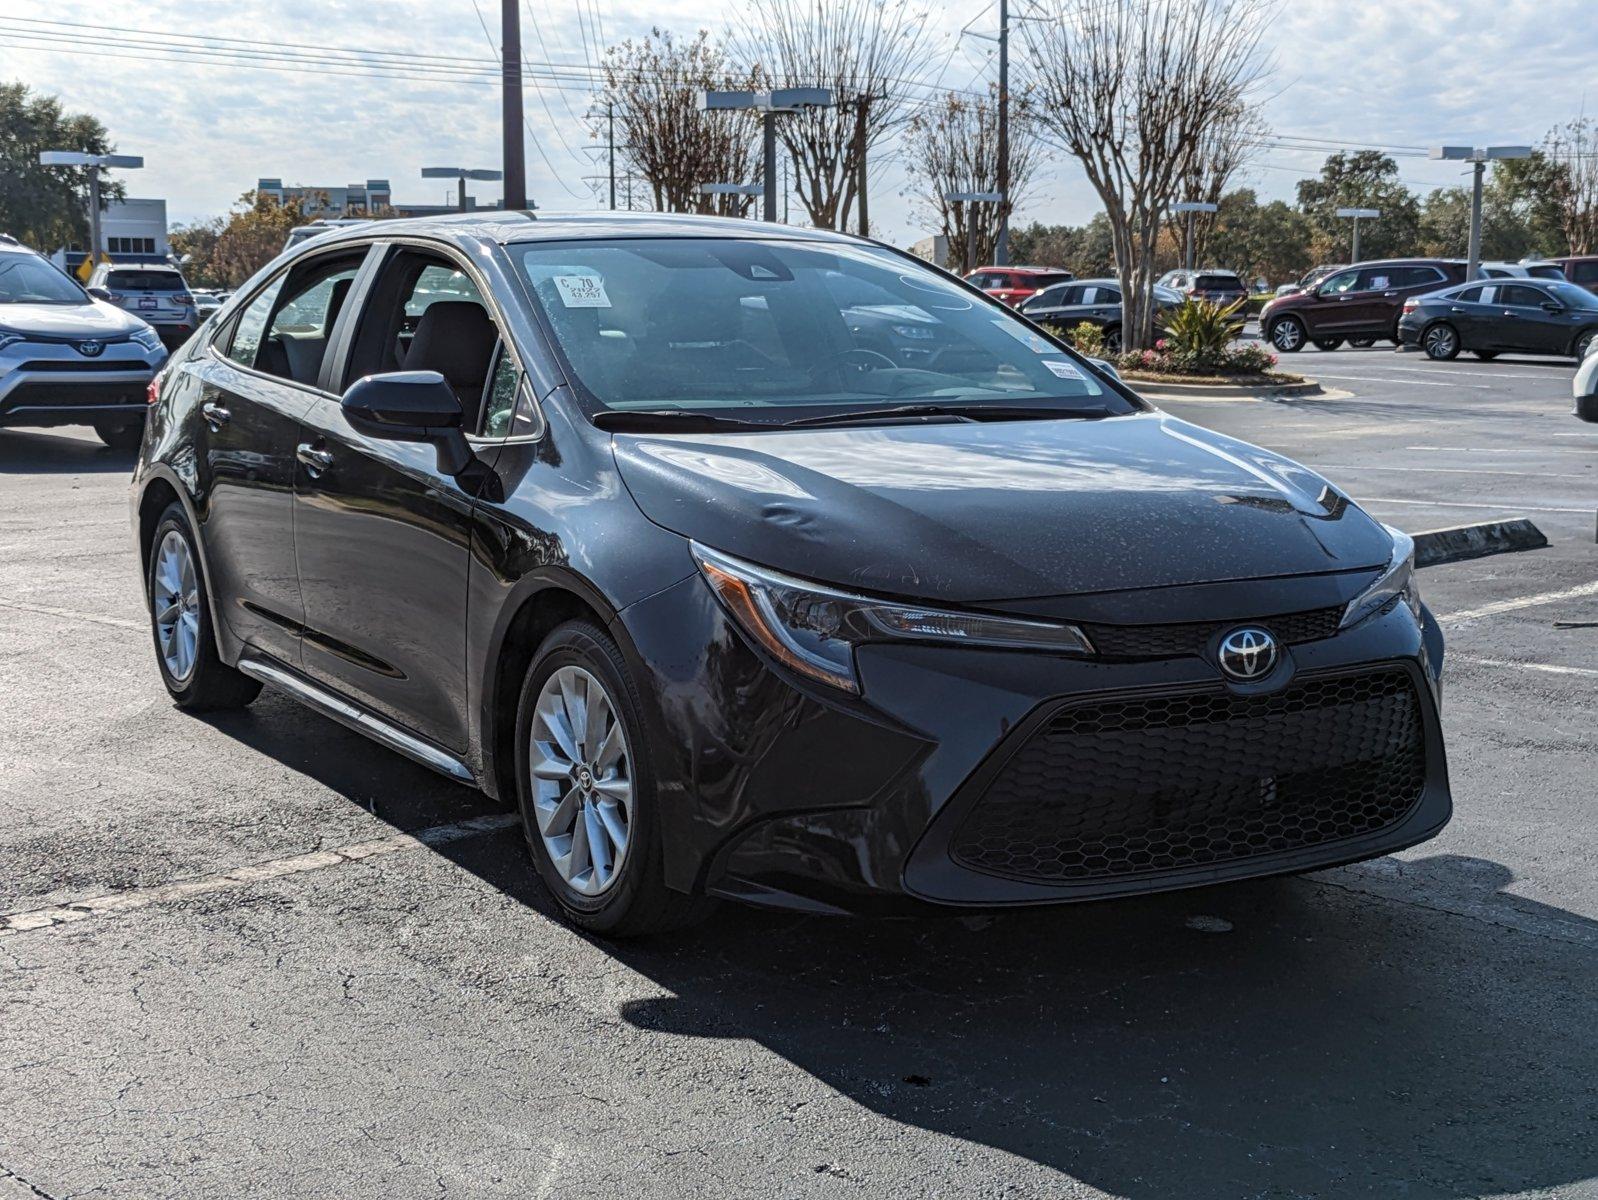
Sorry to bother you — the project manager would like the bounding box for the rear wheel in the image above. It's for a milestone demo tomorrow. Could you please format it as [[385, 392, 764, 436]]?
[[1349, 336, 1377, 348], [1102, 325, 1122, 353], [1312, 337, 1344, 351], [1423, 322, 1461, 361], [1574, 329, 1596, 361], [515, 620, 712, 937], [146, 503, 262, 710], [1269, 315, 1306, 353], [95, 417, 145, 451]]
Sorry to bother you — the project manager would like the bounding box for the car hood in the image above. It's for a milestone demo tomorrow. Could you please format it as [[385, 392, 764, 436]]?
[[0, 300, 148, 339], [611, 412, 1395, 602]]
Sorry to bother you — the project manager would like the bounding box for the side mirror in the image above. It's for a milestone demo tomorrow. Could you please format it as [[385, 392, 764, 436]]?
[[1542, 301, 1564, 313], [341, 370, 473, 476], [87, 286, 111, 301]]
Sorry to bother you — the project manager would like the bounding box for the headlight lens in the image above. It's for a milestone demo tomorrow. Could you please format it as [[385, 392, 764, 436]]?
[[1341, 527, 1420, 629], [0, 330, 24, 353], [692, 543, 1094, 694], [131, 327, 163, 352]]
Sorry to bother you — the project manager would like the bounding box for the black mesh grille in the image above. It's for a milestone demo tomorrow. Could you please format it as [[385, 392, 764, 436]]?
[[1079, 607, 1344, 660], [3, 381, 146, 409], [950, 669, 1426, 885]]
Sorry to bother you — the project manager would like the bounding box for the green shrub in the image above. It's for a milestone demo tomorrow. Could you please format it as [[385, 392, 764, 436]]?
[[1069, 321, 1105, 358]]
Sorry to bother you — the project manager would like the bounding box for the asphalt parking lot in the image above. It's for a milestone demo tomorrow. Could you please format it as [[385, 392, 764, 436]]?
[[2, 346, 1595, 1200]]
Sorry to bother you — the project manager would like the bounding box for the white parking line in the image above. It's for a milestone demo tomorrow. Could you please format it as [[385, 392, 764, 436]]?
[[0, 812, 520, 936], [1364, 365, 1561, 381], [0, 599, 142, 630], [1437, 580, 1598, 623], [1406, 445, 1591, 455], [1310, 373, 1488, 389], [1359, 497, 1592, 515], [1320, 464, 1590, 480], [1455, 656, 1598, 679]]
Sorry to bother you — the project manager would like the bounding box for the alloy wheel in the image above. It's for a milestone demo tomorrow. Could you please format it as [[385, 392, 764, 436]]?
[[152, 530, 201, 683], [529, 665, 633, 896], [1271, 318, 1303, 352], [1424, 324, 1458, 360]]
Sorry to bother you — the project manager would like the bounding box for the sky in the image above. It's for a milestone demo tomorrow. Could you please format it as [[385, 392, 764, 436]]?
[[2, 0, 1595, 248]]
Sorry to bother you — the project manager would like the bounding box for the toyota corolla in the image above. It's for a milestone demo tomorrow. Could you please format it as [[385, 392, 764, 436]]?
[[132, 212, 1450, 935]]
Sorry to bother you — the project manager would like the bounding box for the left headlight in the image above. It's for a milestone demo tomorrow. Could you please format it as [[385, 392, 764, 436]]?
[[1341, 526, 1420, 630], [0, 330, 24, 354], [693, 543, 1094, 694], [130, 327, 164, 352]]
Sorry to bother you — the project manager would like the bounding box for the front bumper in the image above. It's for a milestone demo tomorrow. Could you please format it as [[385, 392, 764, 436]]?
[[619, 575, 1451, 915], [0, 338, 162, 428]]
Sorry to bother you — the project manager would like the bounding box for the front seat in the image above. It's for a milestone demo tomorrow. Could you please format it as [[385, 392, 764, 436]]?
[[403, 301, 497, 431]]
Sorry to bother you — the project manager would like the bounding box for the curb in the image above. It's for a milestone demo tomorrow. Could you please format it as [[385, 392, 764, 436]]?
[[1413, 519, 1548, 568], [1130, 379, 1324, 400]]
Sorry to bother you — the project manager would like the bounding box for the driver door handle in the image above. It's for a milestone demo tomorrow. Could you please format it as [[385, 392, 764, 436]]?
[[201, 401, 230, 430], [296, 442, 334, 476]]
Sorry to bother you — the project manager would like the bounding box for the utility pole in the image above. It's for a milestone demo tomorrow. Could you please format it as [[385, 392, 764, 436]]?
[[1429, 144, 1532, 280], [607, 101, 616, 210], [854, 97, 870, 237], [500, 0, 527, 210], [995, 0, 1009, 265], [1335, 206, 1380, 263]]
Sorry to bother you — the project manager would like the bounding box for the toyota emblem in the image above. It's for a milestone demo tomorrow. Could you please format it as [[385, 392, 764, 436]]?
[[77, 340, 104, 357], [1217, 627, 1279, 681]]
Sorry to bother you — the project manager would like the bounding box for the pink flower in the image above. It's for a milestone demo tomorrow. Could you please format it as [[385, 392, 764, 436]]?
[[1155, 338, 1168, 350]]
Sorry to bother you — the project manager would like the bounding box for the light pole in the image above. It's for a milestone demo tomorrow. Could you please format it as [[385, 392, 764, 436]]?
[[421, 167, 503, 213], [945, 191, 1004, 274], [702, 88, 833, 223], [1335, 206, 1381, 264], [1428, 145, 1532, 280], [1172, 201, 1218, 271], [500, 0, 527, 209], [38, 150, 143, 268]]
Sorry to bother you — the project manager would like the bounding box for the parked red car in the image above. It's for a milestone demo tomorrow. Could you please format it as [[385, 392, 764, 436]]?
[[965, 266, 1073, 306]]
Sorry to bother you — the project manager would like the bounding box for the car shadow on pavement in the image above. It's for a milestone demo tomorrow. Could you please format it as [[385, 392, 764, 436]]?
[[199, 705, 1597, 1198], [0, 428, 136, 474]]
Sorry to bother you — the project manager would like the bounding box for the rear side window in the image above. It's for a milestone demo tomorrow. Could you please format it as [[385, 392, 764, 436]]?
[[1394, 266, 1445, 287], [108, 270, 185, 291], [1526, 264, 1565, 280], [1197, 274, 1243, 290], [1452, 286, 1484, 303]]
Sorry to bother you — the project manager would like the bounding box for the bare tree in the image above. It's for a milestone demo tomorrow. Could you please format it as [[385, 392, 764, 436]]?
[[603, 29, 762, 216], [1169, 104, 1268, 268], [905, 89, 1039, 273], [732, 0, 936, 232], [1021, 0, 1274, 348], [1546, 117, 1598, 255]]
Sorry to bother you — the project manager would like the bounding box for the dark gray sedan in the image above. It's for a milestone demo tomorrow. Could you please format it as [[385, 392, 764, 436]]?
[[1399, 279, 1598, 361], [1018, 279, 1182, 352]]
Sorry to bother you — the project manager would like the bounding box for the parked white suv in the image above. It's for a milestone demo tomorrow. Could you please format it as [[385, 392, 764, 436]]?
[[0, 238, 167, 449], [86, 262, 199, 348]]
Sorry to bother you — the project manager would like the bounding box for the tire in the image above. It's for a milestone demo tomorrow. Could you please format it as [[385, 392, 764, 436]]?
[[146, 503, 262, 710], [1269, 316, 1306, 353], [1422, 322, 1461, 361], [1312, 338, 1344, 351], [1102, 325, 1122, 354], [1472, 350, 1499, 361], [1349, 336, 1377, 348], [95, 417, 145, 451], [1575, 329, 1597, 361], [514, 620, 712, 937]]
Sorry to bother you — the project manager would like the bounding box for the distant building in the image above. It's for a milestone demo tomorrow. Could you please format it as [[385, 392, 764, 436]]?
[[256, 177, 497, 219], [51, 197, 170, 272], [909, 234, 949, 268]]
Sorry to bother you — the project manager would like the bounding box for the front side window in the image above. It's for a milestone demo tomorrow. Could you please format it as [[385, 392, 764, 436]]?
[[1544, 281, 1598, 309], [0, 254, 87, 305], [223, 276, 287, 369], [1500, 284, 1546, 308], [516, 238, 1132, 419], [1320, 270, 1361, 294]]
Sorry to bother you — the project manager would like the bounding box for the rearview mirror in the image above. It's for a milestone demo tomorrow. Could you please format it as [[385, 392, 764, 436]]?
[[341, 370, 473, 476]]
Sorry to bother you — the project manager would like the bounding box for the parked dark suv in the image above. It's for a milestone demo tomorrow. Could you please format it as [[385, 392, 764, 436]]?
[[1260, 259, 1467, 352], [132, 212, 1450, 934]]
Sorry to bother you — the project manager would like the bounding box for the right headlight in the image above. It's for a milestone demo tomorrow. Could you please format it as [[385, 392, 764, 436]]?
[[1340, 527, 1420, 630], [693, 543, 1094, 694], [130, 326, 164, 352]]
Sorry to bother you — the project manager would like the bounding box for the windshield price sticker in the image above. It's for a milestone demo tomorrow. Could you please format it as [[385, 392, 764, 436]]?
[[993, 319, 1053, 354], [1043, 359, 1086, 380], [554, 275, 611, 308]]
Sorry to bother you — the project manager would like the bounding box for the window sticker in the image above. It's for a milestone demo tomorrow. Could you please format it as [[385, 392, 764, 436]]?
[[993, 319, 1053, 354], [553, 274, 611, 308], [1368, 274, 1390, 290], [1042, 359, 1086, 379]]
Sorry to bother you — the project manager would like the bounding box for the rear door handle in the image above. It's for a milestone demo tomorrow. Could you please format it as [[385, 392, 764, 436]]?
[[201, 401, 230, 430], [296, 442, 334, 476]]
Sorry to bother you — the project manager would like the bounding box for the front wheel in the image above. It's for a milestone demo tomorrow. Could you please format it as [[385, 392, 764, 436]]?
[[95, 417, 145, 451], [1575, 329, 1596, 361], [515, 620, 712, 937], [1269, 316, 1306, 353], [1312, 337, 1344, 351], [146, 503, 262, 710], [1423, 323, 1461, 361]]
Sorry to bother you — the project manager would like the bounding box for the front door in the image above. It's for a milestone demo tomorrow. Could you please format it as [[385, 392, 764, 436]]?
[[291, 246, 519, 752], [1497, 284, 1569, 354]]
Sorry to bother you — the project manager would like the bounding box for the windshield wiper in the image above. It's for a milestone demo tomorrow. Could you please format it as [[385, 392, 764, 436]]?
[[781, 402, 1115, 429], [591, 409, 778, 433]]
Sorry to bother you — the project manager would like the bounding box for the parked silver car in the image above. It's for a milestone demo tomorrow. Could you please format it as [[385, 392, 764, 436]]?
[[0, 239, 167, 448], [86, 262, 199, 348]]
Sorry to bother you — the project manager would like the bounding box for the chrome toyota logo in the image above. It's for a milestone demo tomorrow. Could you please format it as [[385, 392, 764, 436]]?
[[77, 340, 104, 357], [1217, 627, 1278, 681]]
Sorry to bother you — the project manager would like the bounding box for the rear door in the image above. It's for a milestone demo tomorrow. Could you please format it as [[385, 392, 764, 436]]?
[[1441, 285, 1491, 346], [291, 243, 517, 752]]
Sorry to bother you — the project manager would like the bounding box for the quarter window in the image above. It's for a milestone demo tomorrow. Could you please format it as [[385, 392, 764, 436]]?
[[223, 276, 287, 370], [480, 345, 522, 438], [1453, 286, 1484, 303]]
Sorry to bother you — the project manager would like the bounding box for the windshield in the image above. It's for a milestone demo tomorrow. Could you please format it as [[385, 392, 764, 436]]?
[[1544, 281, 1598, 308], [0, 254, 87, 306], [516, 238, 1132, 419]]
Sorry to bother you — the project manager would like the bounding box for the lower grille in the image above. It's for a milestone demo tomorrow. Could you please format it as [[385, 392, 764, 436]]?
[[950, 668, 1426, 885], [1078, 606, 1344, 660], [3, 381, 147, 409]]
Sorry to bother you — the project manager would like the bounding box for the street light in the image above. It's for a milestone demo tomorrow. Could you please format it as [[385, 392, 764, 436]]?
[[699, 182, 762, 218], [1335, 207, 1381, 263], [38, 150, 144, 268], [701, 88, 834, 223], [1172, 201, 1219, 271], [1429, 145, 1533, 280], [421, 167, 504, 213], [945, 190, 1004, 274]]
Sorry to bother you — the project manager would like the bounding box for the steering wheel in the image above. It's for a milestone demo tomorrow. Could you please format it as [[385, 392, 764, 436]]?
[[824, 347, 898, 376]]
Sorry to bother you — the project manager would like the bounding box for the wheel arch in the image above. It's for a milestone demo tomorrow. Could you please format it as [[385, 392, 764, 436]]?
[[135, 467, 235, 663], [1569, 324, 1598, 357]]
